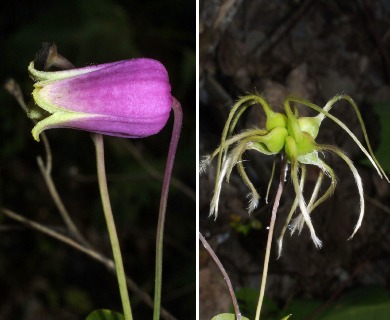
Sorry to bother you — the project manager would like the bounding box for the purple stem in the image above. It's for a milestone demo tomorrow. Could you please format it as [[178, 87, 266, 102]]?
[[154, 97, 183, 320], [199, 232, 242, 320]]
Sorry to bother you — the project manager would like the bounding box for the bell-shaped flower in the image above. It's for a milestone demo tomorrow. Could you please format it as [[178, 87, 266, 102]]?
[[27, 58, 172, 141]]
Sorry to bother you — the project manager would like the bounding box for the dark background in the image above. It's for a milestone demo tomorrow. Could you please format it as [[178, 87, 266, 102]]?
[[200, 1, 390, 319], [0, 0, 195, 319]]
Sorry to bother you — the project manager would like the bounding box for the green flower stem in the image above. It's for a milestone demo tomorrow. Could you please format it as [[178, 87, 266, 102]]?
[[154, 98, 182, 320], [93, 133, 133, 320], [255, 157, 287, 320]]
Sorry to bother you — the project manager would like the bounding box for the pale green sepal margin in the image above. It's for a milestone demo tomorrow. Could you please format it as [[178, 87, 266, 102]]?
[[28, 61, 98, 83], [32, 87, 72, 114], [211, 313, 250, 320], [280, 314, 292, 320], [32, 112, 94, 141]]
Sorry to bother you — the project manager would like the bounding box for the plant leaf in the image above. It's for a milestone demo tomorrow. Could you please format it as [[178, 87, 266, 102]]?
[[211, 313, 250, 320], [86, 309, 124, 320]]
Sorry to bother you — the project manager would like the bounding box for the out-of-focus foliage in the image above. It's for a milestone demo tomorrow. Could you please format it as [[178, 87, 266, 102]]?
[[233, 285, 390, 320], [278, 285, 390, 320], [372, 103, 390, 173], [229, 214, 262, 236]]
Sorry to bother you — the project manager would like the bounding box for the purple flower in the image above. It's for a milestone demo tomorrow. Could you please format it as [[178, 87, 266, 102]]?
[[28, 58, 172, 141]]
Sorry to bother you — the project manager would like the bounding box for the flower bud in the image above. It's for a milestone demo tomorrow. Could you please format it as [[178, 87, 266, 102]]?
[[28, 58, 172, 141]]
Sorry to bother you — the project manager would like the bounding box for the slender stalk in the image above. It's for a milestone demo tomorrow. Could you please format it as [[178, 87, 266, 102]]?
[[4, 78, 86, 245], [92, 133, 133, 320], [255, 157, 287, 320], [1, 207, 112, 267], [199, 232, 242, 320], [36, 156, 90, 246], [154, 97, 182, 320]]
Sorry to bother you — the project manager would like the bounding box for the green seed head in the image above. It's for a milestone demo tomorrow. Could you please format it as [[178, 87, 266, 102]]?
[[296, 131, 316, 155], [285, 136, 297, 161], [285, 132, 315, 161], [263, 127, 288, 153], [298, 116, 321, 139], [266, 112, 288, 131]]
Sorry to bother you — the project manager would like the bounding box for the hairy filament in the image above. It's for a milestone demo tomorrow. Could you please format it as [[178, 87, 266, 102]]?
[[307, 170, 325, 210], [323, 145, 365, 239], [277, 165, 306, 258], [307, 160, 337, 214], [199, 155, 211, 175], [286, 96, 388, 181], [236, 157, 260, 213], [265, 159, 276, 204], [291, 160, 322, 248], [210, 157, 232, 218], [290, 156, 337, 234], [215, 96, 258, 201]]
